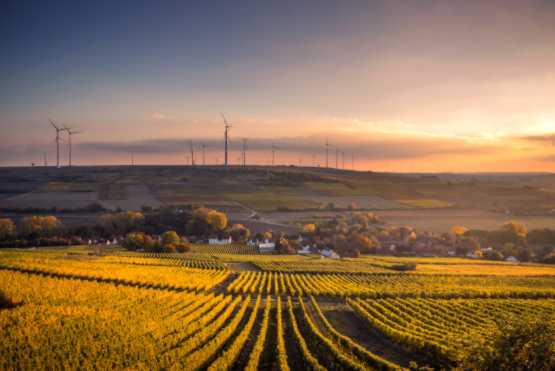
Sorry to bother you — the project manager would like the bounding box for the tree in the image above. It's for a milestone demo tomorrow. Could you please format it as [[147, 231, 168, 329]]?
[[517, 248, 532, 263], [141, 235, 154, 251], [361, 216, 369, 230], [70, 237, 82, 245], [454, 315, 555, 371], [485, 250, 502, 261], [397, 227, 413, 239], [500, 221, 527, 236], [163, 244, 176, 253], [352, 249, 361, 258], [347, 203, 357, 210], [451, 226, 468, 235], [176, 242, 192, 253], [205, 210, 227, 230], [325, 203, 335, 210], [473, 250, 483, 258], [122, 233, 145, 251], [0, 219, 16, 239], [20, 216, 61, 238], [161, 231, 180, 246], [407, 236, 416, 245], [303, 224, 315, 234]]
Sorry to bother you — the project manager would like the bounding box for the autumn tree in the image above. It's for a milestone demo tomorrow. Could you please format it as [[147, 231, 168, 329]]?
[[141, 235, 154, 251], [451, 226, 468, 235], [397, 227, 413, 239], [122, 233, 145, 251], [361, 216, 369, 230], [352, 249, 361, 258], [347, 203, 357, 210], [205, 210, 227, 230], [161, 231, 180, 246], [500, 221, 527, 236], [20, 216, 62, 238], [163, 244, 176, 253], [0, 219, 16, 239]]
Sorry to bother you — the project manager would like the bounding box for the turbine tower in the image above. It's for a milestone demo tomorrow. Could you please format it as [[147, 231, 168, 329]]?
[[341, 150, 346, 170], [184, 155, 190, 165], [351, 154, 356, 171], [221, 113, 233, 166], [49, 119, 67, 169], [240, 136, 250, 166], [271, 141, 279, 167], [201, 141, 209, 166], [189, 140, 195, 165], [214, 157, 219, 165], [312, 154, 316, 167], [299, 156, 302, 167], [335, 146, 340, 169], [63, 124, 81, 166], [325, 136, 333, 168]]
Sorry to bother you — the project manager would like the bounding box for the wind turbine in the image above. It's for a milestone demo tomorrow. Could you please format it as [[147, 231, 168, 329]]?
[[299, 156, 302, 167], [351, 154, 356, 171], [341, 150, 346, 170], [221, 113, 233, 166], [335, 146, 340, 169], [49, 119, 67, 169], [63, 124, 81, 166], [240, 136, 250, 166], [184, 155, 190, 165], [271, 141, 279, 166], [201, 141, 209, 166], [189, 140, 195, 165], [267, 159, 270, 166], [214, 157, 219, 165], [312, 154, 316, 167], [325, 136, 333, 168], [240, 151, 245, 165]]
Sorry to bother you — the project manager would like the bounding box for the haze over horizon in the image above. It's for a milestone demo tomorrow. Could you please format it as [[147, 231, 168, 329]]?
[[1, 0, 554, 172]]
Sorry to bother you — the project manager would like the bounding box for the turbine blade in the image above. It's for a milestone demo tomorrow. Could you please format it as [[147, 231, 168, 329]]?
[[49, 119, 59, 130]]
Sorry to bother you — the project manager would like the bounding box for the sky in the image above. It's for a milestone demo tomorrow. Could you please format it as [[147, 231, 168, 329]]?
[[1, 0, 554, 172]]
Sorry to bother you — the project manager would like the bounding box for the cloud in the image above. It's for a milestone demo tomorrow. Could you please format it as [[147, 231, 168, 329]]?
[[142, 113, 175, 120], [518, 134, 555, 145]]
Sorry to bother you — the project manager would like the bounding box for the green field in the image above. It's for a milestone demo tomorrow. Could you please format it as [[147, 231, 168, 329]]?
[[223, 193, 321, 211]]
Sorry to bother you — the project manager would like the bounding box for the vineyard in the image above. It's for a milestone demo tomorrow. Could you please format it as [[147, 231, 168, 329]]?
[[1, 249, 555, 370], [192, 243, 261, 255]]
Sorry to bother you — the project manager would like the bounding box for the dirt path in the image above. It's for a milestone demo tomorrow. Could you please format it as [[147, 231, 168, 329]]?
[[317, 302, 434, 369]]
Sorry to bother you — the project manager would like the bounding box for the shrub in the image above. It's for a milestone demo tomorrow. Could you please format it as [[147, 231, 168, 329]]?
[[163, 244, 176, 253], [390, 262, 417, 271], [0, 290, 20, 310]]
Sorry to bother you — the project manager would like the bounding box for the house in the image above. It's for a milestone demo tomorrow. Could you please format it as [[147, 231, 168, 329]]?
[[309, 245, 320, 254], [481, 242, 502, 250], [108, 235, 122, 245], [259, 238, 276, 252], [412, 246, 432, 257], [376, 235, 402, 246], [447, 247, 456, 256], [466, 251, 480, 259], [297, 244, 312, 254], [220, 235, 232, 244], [96, 239, 107, 245], [81, 238, 93, 245], [320, 249, 339, 259], [506, 256, 520, 263], [480, 247, 492, 253], [416, 235, 439, 246], [152, 235, 162, 242], [380, 244, 396, 255], [247, 238, 259, 246], [208, 234, 219, 244], [432, 245, 447, 256]]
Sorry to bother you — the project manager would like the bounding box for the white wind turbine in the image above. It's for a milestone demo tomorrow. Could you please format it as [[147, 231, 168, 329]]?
[[49, 119, 68, 169], [63, 124, 81, 166]]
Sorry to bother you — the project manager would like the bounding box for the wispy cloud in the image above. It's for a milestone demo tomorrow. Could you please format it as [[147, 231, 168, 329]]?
[[142, 113, 176, 120]]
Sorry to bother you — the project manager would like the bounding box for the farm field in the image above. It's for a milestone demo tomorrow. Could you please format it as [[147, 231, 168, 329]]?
[[380, 215, 555, 234], [303, 195, 413, 209], [223, 192, 321, 211], [99, 184, 163, 211], [1, 250, 555, 370], [394, 199, 451, 208]]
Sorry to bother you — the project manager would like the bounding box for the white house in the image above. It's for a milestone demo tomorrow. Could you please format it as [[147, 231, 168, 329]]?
[[259, 238, 276, 252], [506, 256, 520, 263], [208, 234, 219, 244], [320, 249, 339, 259], [247, 238, 259, 246], [480, 247, 492, 253], [297, 244, 312, 254], [466, 251, 480, 259], [447, 247, 456, 256]]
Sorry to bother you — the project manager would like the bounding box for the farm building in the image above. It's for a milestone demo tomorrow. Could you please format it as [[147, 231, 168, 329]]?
[[506, 256, 520, 263], [259, 238, 276, 252], [320, 249, 339, 259]]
